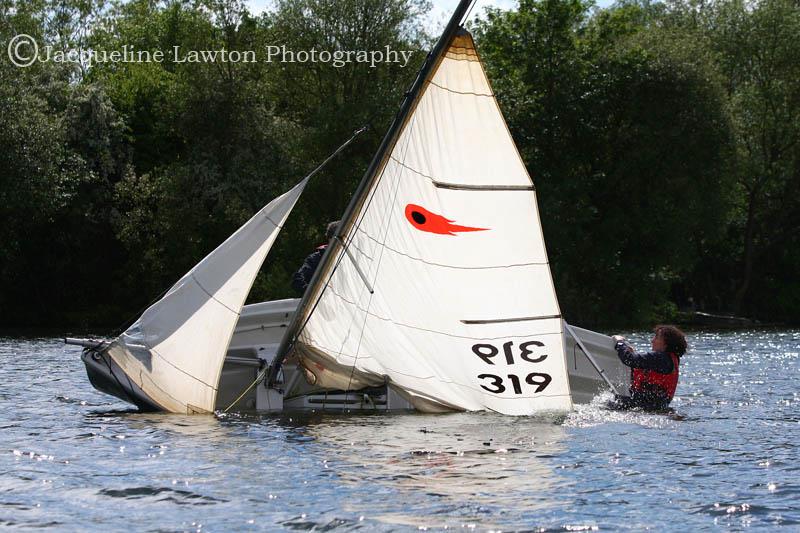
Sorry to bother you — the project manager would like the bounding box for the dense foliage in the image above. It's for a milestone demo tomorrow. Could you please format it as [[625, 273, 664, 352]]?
[[0, 0, 797, 330]]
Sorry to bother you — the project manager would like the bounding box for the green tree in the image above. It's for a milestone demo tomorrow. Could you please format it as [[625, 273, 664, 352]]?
[[475, 0, 733, 326], [259, 0, 431, 299], [0, 1, 132, 327], [708, 0, 800, 319], [96, 0, 431, 310]]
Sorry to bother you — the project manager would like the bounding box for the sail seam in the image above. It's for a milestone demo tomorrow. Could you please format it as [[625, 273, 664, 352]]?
[[342, 105, 421, 394], [443, 56, 480, 62], [264, 215, 283, 229], [442, 51, 480, 62], [119, 332, 218, 391], [190, 273, 240, 315], [461, 315, 562, 324], [389, 156, 531, 191], [446, 44, 476, 52], [355, 227, 548, 270], [325, 284, 561, 341], [137, 362, 205, 405], [308, 96, 423, 394], [349, 240, 374, 261], [428, 79, 493, 97], [143, 345, 218, 390]]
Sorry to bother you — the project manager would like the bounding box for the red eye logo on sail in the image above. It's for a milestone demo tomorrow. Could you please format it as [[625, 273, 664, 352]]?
[[404, 204, 488, 236]]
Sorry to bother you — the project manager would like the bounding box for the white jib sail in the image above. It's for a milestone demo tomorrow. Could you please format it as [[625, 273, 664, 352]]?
[[292, 32, 573, 415], [107, 177, 309, 414]]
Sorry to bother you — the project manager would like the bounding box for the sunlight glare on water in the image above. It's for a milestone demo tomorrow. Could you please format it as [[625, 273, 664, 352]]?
[[0, 330, 798, 530]]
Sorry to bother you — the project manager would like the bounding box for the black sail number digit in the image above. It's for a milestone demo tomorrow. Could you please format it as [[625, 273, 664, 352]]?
[[478, 374, 505, 394], [519, 340, 547, 363], [472, 344, 498, 365], [472, 340, 547, 365], [477, 372, 553, 395], [525, 372, 552, 393], [473, 339, 553, 395]]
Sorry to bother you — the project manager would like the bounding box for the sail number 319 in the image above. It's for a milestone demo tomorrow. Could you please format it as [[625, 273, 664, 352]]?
[[472, 341, 552, 395]]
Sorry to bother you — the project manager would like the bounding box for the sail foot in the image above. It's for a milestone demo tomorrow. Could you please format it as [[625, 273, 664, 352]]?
[[294, 342, 384, 391]]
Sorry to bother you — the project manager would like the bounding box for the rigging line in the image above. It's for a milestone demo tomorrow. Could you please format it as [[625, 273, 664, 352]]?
[[323, 284, 563, 341], [202, 126, 371, 409], [301, 125, 370, 184], [125, 316, 219, 390], [564, 322, 622, 396], [428, 79, 493, 97], [223, 365, 269, 413], [272, 1, 476, 387], [106, 125, 368, 341], [190, 273, 240, 315], [109, 284, 171, 338], [288, 32, 437, 348], [147, 344, 218, 389], [328, 107, 423, 408], [354, 226, 548, 270], [342, 108, 422, 405], [282, 99, 421, 358]]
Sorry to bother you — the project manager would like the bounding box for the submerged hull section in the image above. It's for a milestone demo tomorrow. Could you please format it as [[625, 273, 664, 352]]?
[[90, 178, 309, 414], [81, 347, 162, 412], [225, 300, 628, 412], [289, 32, 575, 415], [80, 299, 629, 413]]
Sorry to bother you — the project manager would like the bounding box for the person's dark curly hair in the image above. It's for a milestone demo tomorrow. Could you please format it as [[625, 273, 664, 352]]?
[[326, 220, 340, 241], [654, 325, 687, 356]]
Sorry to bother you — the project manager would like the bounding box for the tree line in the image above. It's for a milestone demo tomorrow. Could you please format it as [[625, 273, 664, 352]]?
[[0, 0, 797, 330]]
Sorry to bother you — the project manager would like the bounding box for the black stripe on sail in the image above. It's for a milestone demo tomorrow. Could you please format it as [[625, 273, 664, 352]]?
[[433, 181, 535, 191], [461, 315, 562, 324]]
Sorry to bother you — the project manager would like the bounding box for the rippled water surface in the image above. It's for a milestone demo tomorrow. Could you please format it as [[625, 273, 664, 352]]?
[[1, 331, 798, 531]]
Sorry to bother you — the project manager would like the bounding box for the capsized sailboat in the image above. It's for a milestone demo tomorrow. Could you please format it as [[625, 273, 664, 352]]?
[[70, 0, 630, 415]]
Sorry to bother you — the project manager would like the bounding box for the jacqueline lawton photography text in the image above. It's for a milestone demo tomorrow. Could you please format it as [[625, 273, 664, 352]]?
[[6, 35, 416, 69]]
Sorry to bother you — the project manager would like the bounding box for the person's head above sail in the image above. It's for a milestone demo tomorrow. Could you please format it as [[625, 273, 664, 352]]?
[[326, 220, 340, 242]]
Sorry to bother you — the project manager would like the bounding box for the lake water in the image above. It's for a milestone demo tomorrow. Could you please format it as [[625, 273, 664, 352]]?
[[1, 330, 798, 531]]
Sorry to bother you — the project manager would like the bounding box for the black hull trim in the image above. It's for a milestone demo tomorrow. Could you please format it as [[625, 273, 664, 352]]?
[[81, 348, 163, 412]]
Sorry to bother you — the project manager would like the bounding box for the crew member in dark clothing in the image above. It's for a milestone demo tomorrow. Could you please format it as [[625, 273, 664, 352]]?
[[609, 325, 687, 410], [291, 221, 339, 295]]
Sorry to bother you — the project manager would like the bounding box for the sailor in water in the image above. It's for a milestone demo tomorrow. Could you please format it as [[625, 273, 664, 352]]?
[[291, 220, 339, 295], [609, 325, 687, 411]]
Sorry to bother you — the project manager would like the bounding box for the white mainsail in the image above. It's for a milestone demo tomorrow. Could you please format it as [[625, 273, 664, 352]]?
[[290, 32, 572, 415], [105, 177, 309, 414]]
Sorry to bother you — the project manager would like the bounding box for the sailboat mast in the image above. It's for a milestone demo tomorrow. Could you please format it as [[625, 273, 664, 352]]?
[[270, 0, 476, 383], [326, 0, 476, 239]]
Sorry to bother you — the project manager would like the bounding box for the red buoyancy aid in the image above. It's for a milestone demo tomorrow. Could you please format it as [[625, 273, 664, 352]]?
[[631, 352, 680, 401]]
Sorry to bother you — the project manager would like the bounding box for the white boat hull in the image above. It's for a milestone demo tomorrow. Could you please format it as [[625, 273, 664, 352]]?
[[214, 299, 630, 412]]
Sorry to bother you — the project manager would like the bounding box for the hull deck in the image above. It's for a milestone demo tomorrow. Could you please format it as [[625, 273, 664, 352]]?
[[82, 298, 630, 413]]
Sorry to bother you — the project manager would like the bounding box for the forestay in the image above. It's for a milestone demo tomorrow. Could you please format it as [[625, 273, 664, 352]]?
[[291, 32, 572, 414], [106, 178, 308, 414]]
